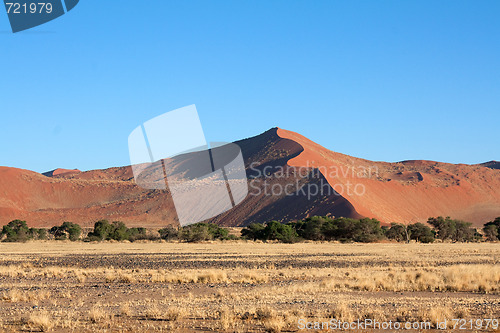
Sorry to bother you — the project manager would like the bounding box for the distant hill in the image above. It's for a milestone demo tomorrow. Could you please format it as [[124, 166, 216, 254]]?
[[42, 168, 82, 177], [479, 161, 500, 170], [0, 128, 498, 227]]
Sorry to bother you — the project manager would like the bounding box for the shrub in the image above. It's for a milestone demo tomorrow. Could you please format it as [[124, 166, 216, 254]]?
[[180, 223, 229, 242], [158, 226, 179, 241], [483, 217, 500, 241], [243, 217, 385, 243], [36, 228, 48, 240], [319, 217, 384, 242], [385, 223, 409, 242], [109, 221, 129, 241], [1, 220, 30, 242], [261, 221, 299, 243], [49, 222, 82, 241], [407, 222, 435, 243], [127, 227, 148, 241], [353, 218, 385, 242], [427, 216, 476, 242], [87, 220, 155, 241], [241, 223, 266, 241], [242, 221, 299, 243], [292, 216, 329, 241], [87, 220, 114, 241]]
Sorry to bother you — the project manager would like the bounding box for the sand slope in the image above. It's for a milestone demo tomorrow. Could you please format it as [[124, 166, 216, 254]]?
[[0, 128, 498, 227], [277, 128, 500, 225]]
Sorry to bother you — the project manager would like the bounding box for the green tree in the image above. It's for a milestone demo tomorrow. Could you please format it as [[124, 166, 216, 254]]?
[[483, 217, 500, 241], [241, 223, 266, 241], [159, 226, 179, 241], [109, 221, 129, 241], [354, 218, 384, 242], [50, 222, 82, 241], [385, 223, 409, 242], [180, 223, 229, 242], [128, 227, 148, 241], [1, 220, 30, 242], [294, 216, 330, 241], [260, 221, 299, 243], [87, 220, 114, 241], [428, 216, 475, 242], [37, 228, 47, 240], [407, 223, 435, 243]]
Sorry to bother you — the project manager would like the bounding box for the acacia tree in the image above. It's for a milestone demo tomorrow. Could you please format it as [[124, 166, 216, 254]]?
[[407, 223, 434, 243], [1, 220, 30, 242], [483, 217, 500, 241], [385, 223, 409, 242], [427, 216, 475, 242], [49, 222, 82, 241]]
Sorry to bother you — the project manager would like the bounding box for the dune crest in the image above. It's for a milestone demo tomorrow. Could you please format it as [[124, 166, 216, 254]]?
[[277, 128, 500, 225], [0, 128, 498, 227]]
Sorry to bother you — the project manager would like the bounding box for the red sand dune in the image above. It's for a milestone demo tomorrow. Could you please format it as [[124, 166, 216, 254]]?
[[0, 128, 498, 228], [277, 128, 500, 225], [43, 168, 82, 177]]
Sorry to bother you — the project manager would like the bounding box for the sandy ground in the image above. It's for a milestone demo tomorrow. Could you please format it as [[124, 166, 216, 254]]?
[[0, 241, 498, 332]]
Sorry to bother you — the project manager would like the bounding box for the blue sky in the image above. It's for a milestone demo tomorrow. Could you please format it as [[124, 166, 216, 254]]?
[[1, 1, 499, 173]]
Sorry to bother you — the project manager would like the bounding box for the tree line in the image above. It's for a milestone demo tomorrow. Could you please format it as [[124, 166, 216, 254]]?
[[0, 219, 235, 243], [242, 216, 496, 243], [1, 216, 499, 243]]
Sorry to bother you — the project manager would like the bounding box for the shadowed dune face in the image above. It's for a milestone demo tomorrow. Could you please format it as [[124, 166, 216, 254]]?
[[42, 168, 82, 177], [0, 128, 359, 227], [277, 128, 500, 226], [480, 161, 500, 170], [209, 128, 362, 226], [0, 128, 498, 227]]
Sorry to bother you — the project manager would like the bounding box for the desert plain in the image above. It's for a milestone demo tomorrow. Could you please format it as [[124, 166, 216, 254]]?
[[0, 241, 498, 332]]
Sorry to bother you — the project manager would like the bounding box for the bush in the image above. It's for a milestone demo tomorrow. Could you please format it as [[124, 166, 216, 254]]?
[[242, 221, 299, 243], [109, 221, 129, 241], [87, 220, 156, 241], [427, 216, 476, 242], [261, 221, 299, 243], [385, 223, 434, 243], [407, 222, 435, 243], [1, 220, 30, 242], [243, 217, 384, 243], [241, 223, 266, 241], [49, 222, 82, 241], [87, 220, 114, 241], [353, 218, 385, 242], [128, 227, 149, 241], [291, 216, 328, 241], [36, 228, 48, 240], [180, 223, 229, 242], [158, 226, 179, 241], [385, 223, 409, 242], [483, 217, 500, 241]]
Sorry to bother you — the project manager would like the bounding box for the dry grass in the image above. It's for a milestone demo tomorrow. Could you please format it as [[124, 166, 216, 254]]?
[[22, 311, 54, 332], [0, 242, 497, 332], [119, 302, 132, 317], [319, 264, 500, 292], [144, 302, 163, 320], [218, 306, 236, 330], [2, 288, 51, 303], [88, 305, 111, 323]]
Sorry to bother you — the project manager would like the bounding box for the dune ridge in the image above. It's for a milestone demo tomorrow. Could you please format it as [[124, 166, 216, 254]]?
[[0, 128, 498, 227], [277, 128, 500, 225]]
